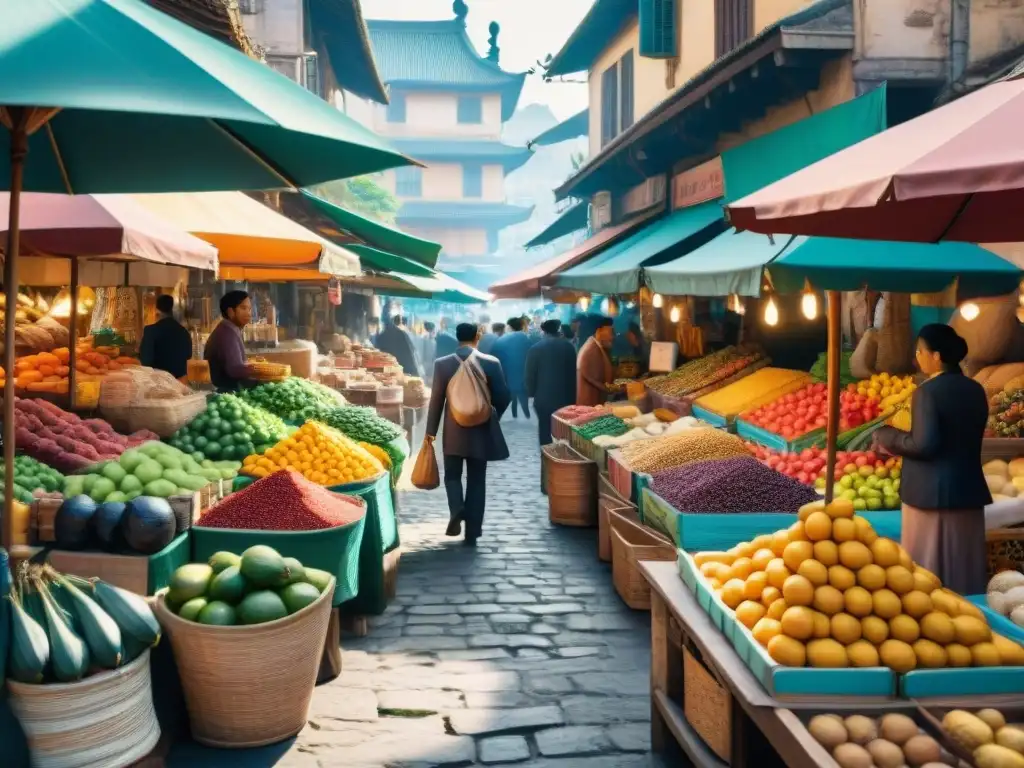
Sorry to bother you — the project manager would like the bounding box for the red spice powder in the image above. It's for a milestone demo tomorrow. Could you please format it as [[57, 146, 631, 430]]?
[[198, 469, 366, 531]]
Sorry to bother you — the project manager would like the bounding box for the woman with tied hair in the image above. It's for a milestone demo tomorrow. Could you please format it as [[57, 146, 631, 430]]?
[[872, 323, 991, 595]]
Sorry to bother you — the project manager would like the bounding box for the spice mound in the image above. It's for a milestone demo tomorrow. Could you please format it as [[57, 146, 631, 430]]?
[[620, 428, 748, 473], [651, 456, 820, 514], [198, 469, 366, 531]]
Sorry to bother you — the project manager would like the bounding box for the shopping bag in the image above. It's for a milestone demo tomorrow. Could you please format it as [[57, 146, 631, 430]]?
[[411, 436, 440, 490]]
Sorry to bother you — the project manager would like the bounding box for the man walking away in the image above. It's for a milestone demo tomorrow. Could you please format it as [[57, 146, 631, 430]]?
[[492, 317, 532, 419], [426, 323, 511, 545], [375, 315, 422, 377], [526, 319, 577, 446], [477, 322, 505, 355], [139, 294, 192, 381], [577, 318, 615, 406], [434, 317, 458, 362], [418, 321, 437, 384]]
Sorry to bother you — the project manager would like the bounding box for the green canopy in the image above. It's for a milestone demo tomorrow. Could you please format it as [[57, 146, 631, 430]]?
[[299, 191, 441, 267], [344, 244, 435, 278], [392, 271, 490, 304], [555, 201, 724, 294], [644, 227, 782, 297], [525, 201, 588, 249], [0, 0, 414, 192]]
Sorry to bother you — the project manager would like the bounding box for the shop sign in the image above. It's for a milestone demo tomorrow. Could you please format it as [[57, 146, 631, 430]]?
[[620, 176, 666, 217], [672, 157, 723, 209]]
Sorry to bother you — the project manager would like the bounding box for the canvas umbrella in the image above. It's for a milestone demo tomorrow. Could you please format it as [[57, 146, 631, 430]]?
[[725, 74, 1024, 243], [0, 0, 415, 548]]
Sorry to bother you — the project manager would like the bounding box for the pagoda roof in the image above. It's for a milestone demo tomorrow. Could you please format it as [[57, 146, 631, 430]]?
[[391, 138, 533, 172], [396, 200, 534, 229]]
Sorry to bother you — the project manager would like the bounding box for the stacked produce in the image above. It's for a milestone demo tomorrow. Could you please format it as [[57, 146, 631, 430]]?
[[806, 713, 954, 768], [237, 377, 347, 423], [645, 346, 765, 399], [694, 367, 811, 421], [165, 545, 333, 625], [55, 494, 180, 554], [594, 412, 708, 448], [985, 570, 1024, 628], [198, 469, 366, 531], [619, 428, 748, 473], [987, 388, 1024, 438], [167, 393, 290, 461], [939, 708, 1024, 768], [743, 382, 829, 439], [853, 372, 916, 412], [14, 398, 157, 473], [313, 406, 407, 472], [572, 415, 629, 441], [1, 456, 65, 504], [6, 563, 160, 684], [809, 350, 858, 388], [650, 457, 820, 514], [11, 348, 139, 393], [983, 459, 1024, 502], [242, 421, 384, 485], [694, 499, 1024, 671]]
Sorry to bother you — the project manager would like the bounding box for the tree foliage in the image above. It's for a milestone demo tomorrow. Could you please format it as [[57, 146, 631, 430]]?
[[311, 176, 399, 224]]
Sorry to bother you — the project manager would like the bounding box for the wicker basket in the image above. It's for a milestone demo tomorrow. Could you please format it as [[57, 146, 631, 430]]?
[[249, 360, 291, 382], [683, 643, 732, 762], [542, 443, 597, 527], [598, 498, 637, 563], [6, 650, 160, 768], [126, 391, 209, 437], [152, 578, 336, 748], [987, 527, 1024, 577], [610, 511, 675, 610]]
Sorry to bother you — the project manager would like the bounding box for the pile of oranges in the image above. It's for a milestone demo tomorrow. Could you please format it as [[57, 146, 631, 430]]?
[[242, 421, 383, 486]]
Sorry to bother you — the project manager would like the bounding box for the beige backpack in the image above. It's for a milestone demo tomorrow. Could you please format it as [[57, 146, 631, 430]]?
[[447, 352, 492, 427]]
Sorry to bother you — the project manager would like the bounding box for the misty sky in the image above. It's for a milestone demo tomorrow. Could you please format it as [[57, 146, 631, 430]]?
[[361, 0, 593, 120]]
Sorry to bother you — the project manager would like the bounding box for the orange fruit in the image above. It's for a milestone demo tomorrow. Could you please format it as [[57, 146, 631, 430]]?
[[782, 574, 814, 607], [765, 559, 791, 590], [736, 600, 767, 629]]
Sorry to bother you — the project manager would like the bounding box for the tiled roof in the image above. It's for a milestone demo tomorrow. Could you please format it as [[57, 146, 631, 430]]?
[[389, 139, 533, 172], [146, 0, 254, 55], [308, 0, 388, 104], [366, 18, 527, 120], [396, 200, 534, 228], [545, 0, 636, 77]]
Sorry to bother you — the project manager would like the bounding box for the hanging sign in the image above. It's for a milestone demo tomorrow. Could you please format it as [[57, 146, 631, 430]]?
[[648, 341, 679, 373], [327, 278, 342, 306], [672, 157, 723, 209]]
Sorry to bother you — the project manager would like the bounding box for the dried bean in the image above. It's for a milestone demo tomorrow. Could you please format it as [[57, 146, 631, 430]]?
[[651, 456, 819, 513]]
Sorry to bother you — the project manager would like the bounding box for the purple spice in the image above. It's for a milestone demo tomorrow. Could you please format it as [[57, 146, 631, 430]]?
[[650, 456, 820, 514]]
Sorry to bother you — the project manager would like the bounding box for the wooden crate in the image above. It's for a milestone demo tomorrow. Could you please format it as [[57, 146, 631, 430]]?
[[610, 511, 675, 610]]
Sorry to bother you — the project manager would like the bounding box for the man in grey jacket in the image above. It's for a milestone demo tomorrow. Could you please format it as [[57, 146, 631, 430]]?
[[426, 323, 511, 545]]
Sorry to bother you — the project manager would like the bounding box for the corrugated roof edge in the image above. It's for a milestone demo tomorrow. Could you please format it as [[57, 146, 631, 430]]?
[[545, 0, 636, 77], [554, 0, 850, 200]]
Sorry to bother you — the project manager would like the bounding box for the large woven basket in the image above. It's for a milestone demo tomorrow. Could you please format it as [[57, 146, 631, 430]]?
[[610, 511, 675, 610], [153, 578, 336, 748], [249, 360, 291, 382], [126, 391, 209, 437], [542, 442, 597, 527], [6, 650, 160, 768]]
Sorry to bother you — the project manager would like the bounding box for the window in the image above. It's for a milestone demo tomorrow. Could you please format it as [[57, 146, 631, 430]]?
[[386, 93, 406, 123], [715, 0, 753, 58], [303, 55, 320, 98], [620, 51, 634, 132], [600, 51, 634, 146], [462, 164, 483, 198], [457, 95, 483, 124], [395, 166, 422, 197], [639, 0, 677, 58]]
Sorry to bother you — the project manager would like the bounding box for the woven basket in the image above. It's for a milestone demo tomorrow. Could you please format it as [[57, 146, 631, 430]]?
[[610, 511, 675, 610], [542, 443, 597, 527], [6, 650, 160, 768], [598, 498, 637, 563], [250, 361, 291, 381], [152, 578, 336, 748], [987, 527, 1024, 577], [683, 643, 732, 762], [126, 391, 209, 437]]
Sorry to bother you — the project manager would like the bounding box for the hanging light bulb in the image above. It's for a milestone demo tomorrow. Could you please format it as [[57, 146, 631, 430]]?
[[801, 290, 818, 320], [959, 302, 980, 321], [578, 296, 590, 311], [764, 296, 779, 327], [729, 294, 746, 315], [669, 306, 681, 323], [652, 293, 663, 308], [600, 297, 609, 314], [625, 300, 636, 309]]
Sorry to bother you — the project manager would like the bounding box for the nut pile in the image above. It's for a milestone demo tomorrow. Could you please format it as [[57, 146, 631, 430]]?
[[645, 346, 764, 398], [619, 428, 748, 473], [807, 712, 952, 768]]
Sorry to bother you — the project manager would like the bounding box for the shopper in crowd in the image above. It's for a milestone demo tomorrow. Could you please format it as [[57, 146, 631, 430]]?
[[418, 321, 437, 383], [561, 322, 575, 343], [139, 294, 192, 381], [872, 324, 990, 595], [577, 317, 615, 407], [478, 322, 505, 355], [205, 290, 256, 393], [367, 317, 381, 346], [435, 316, 458, 361], [526, 319, 577, 448], [426, 322, 511, 546], [492, 316, 532, 419], [375, 315, 421, 377], [613, 322, 648, 375]]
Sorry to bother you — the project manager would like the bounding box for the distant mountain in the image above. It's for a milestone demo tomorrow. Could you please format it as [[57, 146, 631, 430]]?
[[502, 103, 557, 147]]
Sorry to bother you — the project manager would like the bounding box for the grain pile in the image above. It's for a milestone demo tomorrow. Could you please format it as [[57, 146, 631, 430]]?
[[651, 456, 820, 513], [619, 428, 748, 473]]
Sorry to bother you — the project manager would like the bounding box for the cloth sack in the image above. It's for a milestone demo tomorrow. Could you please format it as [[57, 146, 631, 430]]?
[[411, 436, 440, 490], [447, 352, 492, 428]]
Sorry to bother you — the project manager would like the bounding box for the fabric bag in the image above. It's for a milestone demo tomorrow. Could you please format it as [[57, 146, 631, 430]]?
[[447, 352, 492, 428], [411, 436, 440, 490]]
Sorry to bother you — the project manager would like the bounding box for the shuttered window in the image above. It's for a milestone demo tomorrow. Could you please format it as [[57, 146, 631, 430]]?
[[395, 167, 422, 197], [619, 51, 634, 132], [462, 164, 483, 198], [639, 0, 677, 58], [715, 0, 753, 58], [457, 95, 483, 124], [600, 65, 619, 147]]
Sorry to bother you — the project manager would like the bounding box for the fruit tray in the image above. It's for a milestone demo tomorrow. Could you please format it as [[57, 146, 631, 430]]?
[[642, 488, 902, 552], [690, 404, 729, 429], [736, 418, 826, 453], [967, 594, 1024, 646], [678, 550, 897, 698]]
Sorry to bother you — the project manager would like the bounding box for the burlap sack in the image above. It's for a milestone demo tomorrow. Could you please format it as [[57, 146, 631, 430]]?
[[950, 293, 1019, 367], [849, 328, 878, 380], [875, 293, 913, 374], [845, 291, 871, 345]]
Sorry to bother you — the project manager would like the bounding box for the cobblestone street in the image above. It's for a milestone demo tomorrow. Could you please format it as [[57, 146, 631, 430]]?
[[171, 416, 659, 767]]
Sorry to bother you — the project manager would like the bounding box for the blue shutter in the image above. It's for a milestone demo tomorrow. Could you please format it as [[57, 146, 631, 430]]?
[[462, 164, 483, 198], [457, 96, 483, 124], [387, 93, 406, 123], [619, 51, 634, 131], [395, 167, 422, 197], [600, 66, 618, 147], [639, 0, 678, 59]]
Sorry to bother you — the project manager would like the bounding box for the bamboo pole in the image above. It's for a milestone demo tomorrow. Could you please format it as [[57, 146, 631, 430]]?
[[824, 290, 842, 505], [68, 256, 79, 410]]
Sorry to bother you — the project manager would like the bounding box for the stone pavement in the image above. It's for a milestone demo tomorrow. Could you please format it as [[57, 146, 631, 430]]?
[[170, 415, 661, 767]]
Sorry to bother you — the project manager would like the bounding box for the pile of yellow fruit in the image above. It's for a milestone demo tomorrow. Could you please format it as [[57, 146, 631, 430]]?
[[854, 372, 916, 411], [694, 498, 1024, 671], [242, 421, 384, 485]]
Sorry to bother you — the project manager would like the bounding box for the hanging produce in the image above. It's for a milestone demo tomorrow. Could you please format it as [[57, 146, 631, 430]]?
[[168, 393, 290, 461]]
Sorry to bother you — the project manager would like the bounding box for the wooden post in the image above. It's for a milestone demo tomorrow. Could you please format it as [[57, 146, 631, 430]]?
[[824, 291, 842, 505], [68, 256, 79, 410]]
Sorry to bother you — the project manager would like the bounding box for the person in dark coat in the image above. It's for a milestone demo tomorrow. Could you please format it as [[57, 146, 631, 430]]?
[[139, 294, 192, 380], [526, 319, 577, 447], [872, 324, 991, 595], [434, 316, 458, 362], [375, 314, 421, 376], [477, 322, 505, 355], [426, 323, 511, 545], [492, 316, 533, 419]]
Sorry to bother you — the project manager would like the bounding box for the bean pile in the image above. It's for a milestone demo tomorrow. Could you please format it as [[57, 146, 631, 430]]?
[[620, 428, 748, 473], [555, 405, 599, 421], [645, 346, 764, 398], [198, 469, 366, 531], [651, 456, 820, 513], [573, 415, 629, 440]]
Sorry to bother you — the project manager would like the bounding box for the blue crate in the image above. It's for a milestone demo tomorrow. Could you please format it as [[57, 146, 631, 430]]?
[[691, 404, 730, 430], [736, 419, 825, 452], [967, 595, 1024, 646], [901, 666, 1024, 698]]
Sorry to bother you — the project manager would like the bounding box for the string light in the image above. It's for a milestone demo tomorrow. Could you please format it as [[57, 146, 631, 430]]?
[[578, 296, 590, 311], [764, 296, 779, 327], [801, 290, 818, 320], [729, 294, 746, 315], [652, 293, 663, 308], [959, 302, 980, 321], [669, 306, 681, 323]]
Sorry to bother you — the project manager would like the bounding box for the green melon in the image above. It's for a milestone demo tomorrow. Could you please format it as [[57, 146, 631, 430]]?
[[240, 545, 289, 588], [208, 551, 241, 574], [208, 565, 247, 604], [279, 582, 321, 615], [237, 591, 288, 625], [178, 597, 208, 622], [197, 601, 236, 626]]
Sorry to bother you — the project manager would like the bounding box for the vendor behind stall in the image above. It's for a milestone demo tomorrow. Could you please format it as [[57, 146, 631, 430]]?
[[612, 322, 648, 376], [139, 294, 192, 381], [577, 318, 614, 406], [204, 290, 256, 393]]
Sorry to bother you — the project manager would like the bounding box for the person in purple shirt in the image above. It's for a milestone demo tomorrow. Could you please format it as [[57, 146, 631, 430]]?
[[204, 290, 256, 393]]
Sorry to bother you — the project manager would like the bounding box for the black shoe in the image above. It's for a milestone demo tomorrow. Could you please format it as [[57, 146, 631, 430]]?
[[463, 536, 478, 547], [446, 517, 462, 537]]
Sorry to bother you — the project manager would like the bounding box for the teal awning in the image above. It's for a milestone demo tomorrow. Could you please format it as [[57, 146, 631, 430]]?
[[555, 201, 725, 294], [526, 202, 588, 248], [644, 228, 784, 297], [393, 271, 490, 304], [769, 238, 1023, 296], [345, 244, 435, 277]]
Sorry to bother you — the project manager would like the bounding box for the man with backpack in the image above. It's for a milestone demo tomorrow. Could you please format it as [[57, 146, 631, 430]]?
[[425, 323, 511, 546]]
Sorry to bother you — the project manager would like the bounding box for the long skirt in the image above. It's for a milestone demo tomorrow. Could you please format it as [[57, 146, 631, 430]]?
[[901, 504, 988, 596]]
